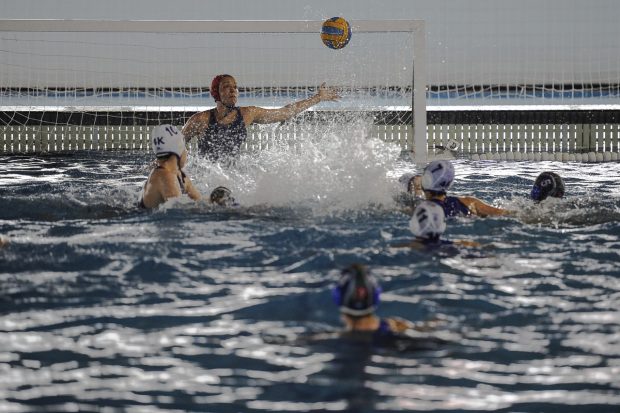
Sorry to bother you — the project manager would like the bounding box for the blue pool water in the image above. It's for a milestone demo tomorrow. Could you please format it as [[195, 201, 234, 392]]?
[[1, 128, 620, 412]]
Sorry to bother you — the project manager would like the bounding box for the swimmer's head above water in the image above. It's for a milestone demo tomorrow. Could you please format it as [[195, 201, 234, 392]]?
[[331, 264, 434, 339], [398, 173, 417, 193], [531, 172, 565, 202], [333, 263, 381, 317], [151, 124, 187, 162], [409, 201, 447, 241], [421, 160, 455, 195], [210, 186, 237, 207], [210, 74, 237, 109]]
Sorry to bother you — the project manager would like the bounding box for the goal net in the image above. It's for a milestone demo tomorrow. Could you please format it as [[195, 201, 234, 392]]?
[[0, 19, 427, 162]]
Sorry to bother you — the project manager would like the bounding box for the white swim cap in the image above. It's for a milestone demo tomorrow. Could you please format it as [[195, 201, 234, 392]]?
[[421, 160, 455, 193], [409, 201, 446, 239], [151, 124, 186, 159]]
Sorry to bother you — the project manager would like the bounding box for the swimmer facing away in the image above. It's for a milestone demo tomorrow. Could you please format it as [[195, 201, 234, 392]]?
[[330, 264, 448, 351], [412, 160, 513, 218], [182, 74, 340, 161], [398, 172, 423, 197], [392, 201, 480, 249], [264, 264, 446, 350], [394, 172, 424, 211], [334, 263, 439, 336], [531, 171, 565, 202], [139, 125, 202, 209]]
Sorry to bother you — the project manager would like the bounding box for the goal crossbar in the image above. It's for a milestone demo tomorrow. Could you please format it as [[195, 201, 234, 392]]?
[[0, 19, 422, 34]]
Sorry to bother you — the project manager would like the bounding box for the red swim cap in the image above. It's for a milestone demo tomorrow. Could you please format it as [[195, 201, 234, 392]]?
[[210, 74, 232, 102]]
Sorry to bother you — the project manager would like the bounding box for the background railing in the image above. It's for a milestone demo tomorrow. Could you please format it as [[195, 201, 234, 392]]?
[[3, 109, 619, 161]]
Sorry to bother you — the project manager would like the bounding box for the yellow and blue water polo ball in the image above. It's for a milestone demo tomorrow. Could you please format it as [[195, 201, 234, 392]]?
[[320, 17, 352, 50]]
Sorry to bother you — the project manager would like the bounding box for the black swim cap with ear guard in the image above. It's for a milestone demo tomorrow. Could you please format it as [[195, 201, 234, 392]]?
[[531, 172, 565, 202]]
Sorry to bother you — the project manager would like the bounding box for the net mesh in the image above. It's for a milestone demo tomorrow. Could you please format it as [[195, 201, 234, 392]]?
[[0, 22, 420, 152], [0, 29, 415, 110]]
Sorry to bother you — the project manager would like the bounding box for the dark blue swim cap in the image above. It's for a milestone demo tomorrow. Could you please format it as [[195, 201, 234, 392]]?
[[531, 172, 565, 202], [332, 264, 381, 316]]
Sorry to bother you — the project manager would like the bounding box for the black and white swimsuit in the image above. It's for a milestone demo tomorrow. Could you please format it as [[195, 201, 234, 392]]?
[[197, 107, 248, 161], [138, 166, 187, 209]]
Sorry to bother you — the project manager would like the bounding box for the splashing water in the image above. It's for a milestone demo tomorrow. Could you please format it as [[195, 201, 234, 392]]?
[[186, 117, 403, 213]]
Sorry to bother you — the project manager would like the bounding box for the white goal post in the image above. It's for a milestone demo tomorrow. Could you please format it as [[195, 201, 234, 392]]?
[[0, 19, 427, 162]]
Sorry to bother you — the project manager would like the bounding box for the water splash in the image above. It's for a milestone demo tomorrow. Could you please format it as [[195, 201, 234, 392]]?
[[187, 117, 402, 214]]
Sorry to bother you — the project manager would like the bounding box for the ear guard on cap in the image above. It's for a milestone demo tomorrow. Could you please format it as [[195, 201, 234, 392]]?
[[531, 172, 565, 202], [151, 124, 185, 159], [332, 264, 381, 316]]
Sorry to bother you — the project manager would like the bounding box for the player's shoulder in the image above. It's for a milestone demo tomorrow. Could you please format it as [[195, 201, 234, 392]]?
[[149, 166, 175, 184], [240, 105, 261, 115], [239, 105, 267, 124], [188, 108, 213, 122]]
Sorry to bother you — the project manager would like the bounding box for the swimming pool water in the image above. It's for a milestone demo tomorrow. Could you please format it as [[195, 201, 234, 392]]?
[[1, 131, 619, 412]]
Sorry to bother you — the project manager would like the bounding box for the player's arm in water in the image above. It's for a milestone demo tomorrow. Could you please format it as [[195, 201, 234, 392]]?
[[453, 239, 482, 248], [458, 196, 514, 217], [391, 238, 481, 249], [390, 240, 426, 249], [385, 317, 414, 333], [244, 83, 340, 124], [385, 316, 447, 334]]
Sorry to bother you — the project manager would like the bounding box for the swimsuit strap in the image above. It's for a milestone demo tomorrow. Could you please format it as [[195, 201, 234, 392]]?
[[208, 108, 217, 126], [139, 165, 185, 208], [177, 170, 187, 194], [433, 196, 470, 217], [199, 107, 247, 161]]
